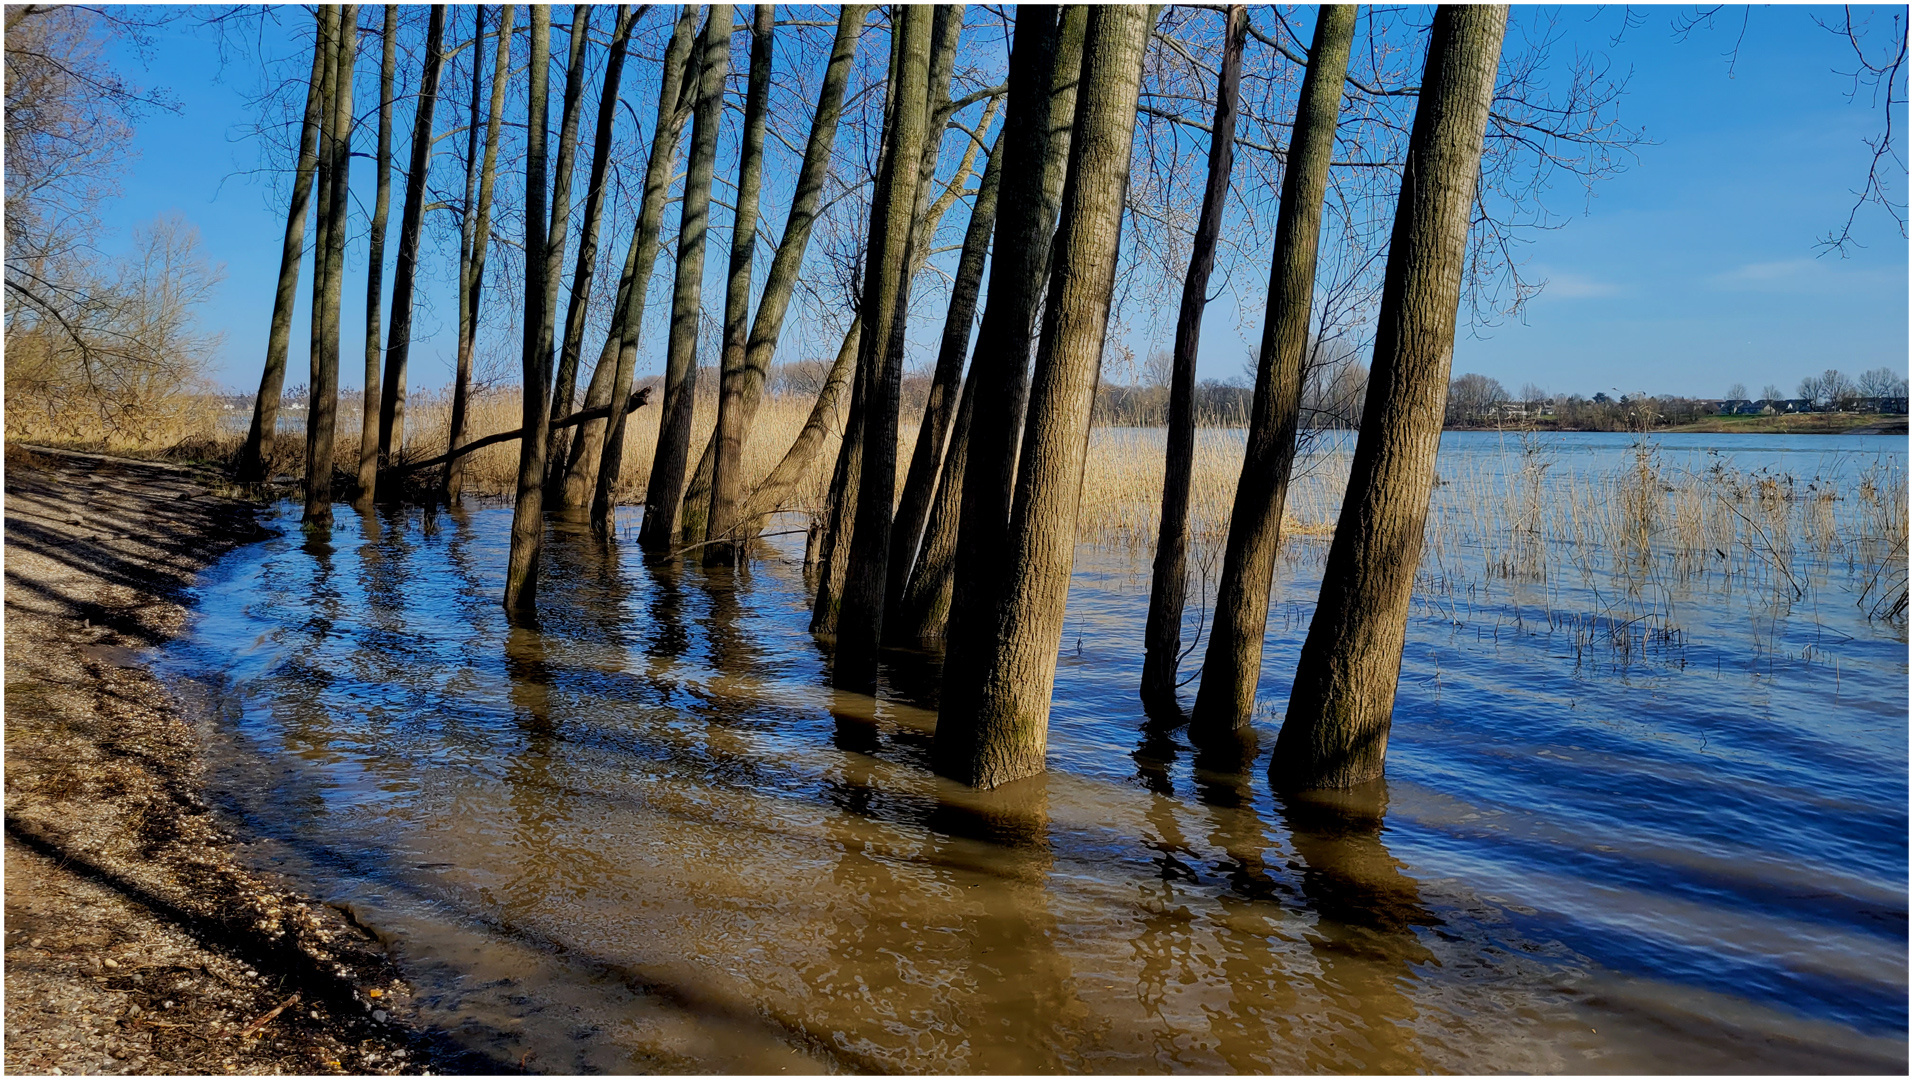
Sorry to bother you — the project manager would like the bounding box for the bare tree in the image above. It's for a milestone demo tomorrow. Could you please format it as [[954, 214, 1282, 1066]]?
[[304, 6, 356, 527], [376, 4, 446, 474], [1139, 4, 1246, 714], [1190, 5, 1356, 736], [354, 5, 396, 502], [503, 6, 552, 614], [1275, 4, 1509, 792], [934, 5, 1153, 789], [638, 4, 731, 550], [236, 7, 328, 483]]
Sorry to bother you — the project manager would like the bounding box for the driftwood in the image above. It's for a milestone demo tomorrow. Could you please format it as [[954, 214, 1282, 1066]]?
[[388, 387, 652, 478]]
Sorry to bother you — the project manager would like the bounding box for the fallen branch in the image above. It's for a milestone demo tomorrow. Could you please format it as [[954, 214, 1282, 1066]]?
[[236, 992, 300, 1042], [388, 387, 653, 479]]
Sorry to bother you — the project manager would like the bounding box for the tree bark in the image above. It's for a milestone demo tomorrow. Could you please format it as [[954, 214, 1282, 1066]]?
[[1192, 6, 1355, 736], [885, 127, 1002, 623], [1273, 4, 1507, 791], [503, 6, 552, 615], [355, 4, 397, 502], [933, 4, 1151, 790], [1138, 5, 1246, 713], [686, 5, 870, 545], [818, 5, 936, 669], [586, 6, 703, 533], [304, 7, 356, 527], [737, 316, 862, 525], [538, 4, 591, 453], [445, 3, 513, 503], [237, 6, 330, 484], [936, 3, 1084, 741], [703, 4, 775, 565], [547, 5, 636, 496], [638, 4, 730, 551], [887, 359, 976, 645], [376, 4, 446, 469]]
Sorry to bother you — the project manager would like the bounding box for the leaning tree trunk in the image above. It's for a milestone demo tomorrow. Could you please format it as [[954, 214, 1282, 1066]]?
[[355, 4, 397, 502], [689, 5, 870, 545], [815, 6, 935, 663], [304, 7, 356, 527], [703, 4, 774, 565], [547, 5, 635, 496], [376, 3, 446, 471], [933, 4, 1151, 790], [1273, 4, 1507, 791], [937, 3, 1085, 727], [739, 316, 861, 525], [1138, 4, 1246, 713], [445, 3, 513, 503], [584, 6, 702, 532], [887, 360, 977, 645], [637, 4, 730, 551], [503, 6, 552, 615], [884, 129, 1003, 621], [1192, 6, 1355, 737], [238, 6, 330, 484], [538, 2, 590, 466]]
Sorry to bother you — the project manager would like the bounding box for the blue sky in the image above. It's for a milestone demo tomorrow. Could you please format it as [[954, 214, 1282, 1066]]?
[[96, 5, 1907, 401]]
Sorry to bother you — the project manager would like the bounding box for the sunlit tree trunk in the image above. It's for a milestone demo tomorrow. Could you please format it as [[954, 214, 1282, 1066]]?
[[933, 4, 1151, 789], [547, 5, 636, 498], [354, 5, 397, 502], [1274, 4, 1507, 790], [740, 316, 860, 523], [1139, 4, 1247, 713], [703, 5, 774, 565], [688, 5, 869, 544], [376, 3, 446, 470], [445, 3, 513, 503], [537, 2, 590, 473], [638, 4, 730, 551], [304, 7, 356, 527], [936, 3, 1085, 745], [238, 5, 330, 484], [829, 5, 943, 678], [503, 6, 552, 615], [587, 6, 703, 534], [885, 128, 1003, 622], [1192, 6, 1355, 736]]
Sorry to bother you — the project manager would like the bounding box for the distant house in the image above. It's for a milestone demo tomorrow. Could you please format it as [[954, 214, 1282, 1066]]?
[[1719, 398, 1757, 415], [1859, 396, 1909, 415]]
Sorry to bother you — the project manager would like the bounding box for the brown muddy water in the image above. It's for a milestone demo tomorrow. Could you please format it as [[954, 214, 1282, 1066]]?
[[160, 433, 1907, 1072]]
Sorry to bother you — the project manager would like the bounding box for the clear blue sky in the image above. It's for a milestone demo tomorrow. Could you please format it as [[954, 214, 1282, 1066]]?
[[98, 5, 1908, 400]]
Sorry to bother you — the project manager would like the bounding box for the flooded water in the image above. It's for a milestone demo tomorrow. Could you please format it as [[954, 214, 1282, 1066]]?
[[160, 432, 1908, 1073]]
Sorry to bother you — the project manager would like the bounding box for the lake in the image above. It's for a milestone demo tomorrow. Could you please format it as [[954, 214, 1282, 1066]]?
[[159, 431, 1908, 1072]]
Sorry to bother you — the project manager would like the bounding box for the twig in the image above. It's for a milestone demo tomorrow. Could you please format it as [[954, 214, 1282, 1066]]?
[[236, 993, 301, 1042]]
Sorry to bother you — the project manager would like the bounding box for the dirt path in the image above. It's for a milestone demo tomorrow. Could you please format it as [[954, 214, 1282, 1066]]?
[[2, 445, 495, 1075]]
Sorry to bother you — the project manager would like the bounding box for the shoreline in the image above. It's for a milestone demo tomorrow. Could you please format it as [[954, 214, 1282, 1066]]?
[[2, 444, 506, 1075]]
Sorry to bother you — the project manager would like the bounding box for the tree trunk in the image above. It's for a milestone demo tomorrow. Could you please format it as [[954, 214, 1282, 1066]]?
[[687, 5, 870, 545], [547, 5, 636, 496], [445, 3, 513, 503], [586, 6, 703, 533], [376, 4, 446, 469], [538, 3, 590, 455], [817, 6, 936, 669], [1273, 4, 1507, 791], [355, 5, 397, 502], [936, 3, 1084, 738], [237, 6, 330, 484], [503, 6, 552, 615], [703, 4, 775, 565], [886, 127, 1002, 622], [637, 4, 730, 551], [933, 4, 1151, 790], [304, 7, 356, 527], [1192, 6, 1355, 736], [740, 316, 861, 524], [1139, 4, 1246, 713], [888, 360, 976, 645]]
